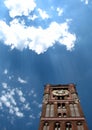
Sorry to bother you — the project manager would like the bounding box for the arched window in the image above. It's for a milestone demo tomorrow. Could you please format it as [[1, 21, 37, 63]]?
[[58, 113, 62, 117], [77, 122, 84, 130], [66, 122, 72, 130], [62, 103, 65, 108], [43, 122, 49, 130], [55, 122, 60, 130], [58, 103, 61, 108], [63, 113, 66, 117]]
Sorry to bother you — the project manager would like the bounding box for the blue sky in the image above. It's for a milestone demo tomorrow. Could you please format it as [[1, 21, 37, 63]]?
[[0, 0, 92, 130]]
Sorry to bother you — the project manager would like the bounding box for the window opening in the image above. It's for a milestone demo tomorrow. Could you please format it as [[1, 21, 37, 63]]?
[[45, 104, 54, 117], [43, 122, 49, 130], [77, 122, 84, 130], [63, 113, 67, 117], [58, 113, 62, 117], [50, 104, 54, 117], [55, 122, 60, 130], [62, 103, 65, 108], [69, 104, 80, 117], [66, 122, 72, 130]]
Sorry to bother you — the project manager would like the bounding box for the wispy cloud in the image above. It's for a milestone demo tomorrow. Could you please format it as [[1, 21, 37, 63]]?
[[18, 77, 27, 84], [0, 84, 32, 118], [57, 7, 63, 16], [3, 69, 8, 75], [29, 114, 35, 119], [38, 8, 50, 19], [0, 75, 41, 121], [2, 82, 8, 89], [81, 0, 89, 4], [0, 88, 24, 117], [28, 14, 38, 21], [28, 89, 37, 98], [32, 100, 42, 108]]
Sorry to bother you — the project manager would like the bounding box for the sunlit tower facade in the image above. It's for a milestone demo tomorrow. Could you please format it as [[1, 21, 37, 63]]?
[[38, 84, 88, 130]]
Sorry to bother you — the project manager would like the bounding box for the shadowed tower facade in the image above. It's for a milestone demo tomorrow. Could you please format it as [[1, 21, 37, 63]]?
[[38, 84, 88, 130]]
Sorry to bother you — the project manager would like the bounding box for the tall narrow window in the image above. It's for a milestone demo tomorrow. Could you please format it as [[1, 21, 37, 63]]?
[[58, 113, 62, 117], [69, 104, 80, 117], [45, 104, 54, 117], [66, 122, 72, 130], [74, 104, 80, 116], [62, 104, 66, 115], [69, 104, 75, 117], [77, 122, 84, 130], [72, 93, 78, 99], [43, 122, 49, 130], [62, 103, 65, 108], [50, 104, 54, 117], [58, 103, 61, 108], [55, 122, 60, 130], [63, 113, 67, 117], [45, 104, 50, 117]]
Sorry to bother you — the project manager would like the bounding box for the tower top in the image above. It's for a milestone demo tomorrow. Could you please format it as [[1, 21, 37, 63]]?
[[39, 83, 89, 130]]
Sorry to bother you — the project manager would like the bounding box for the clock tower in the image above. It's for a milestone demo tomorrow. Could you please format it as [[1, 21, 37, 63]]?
[[38, 84, 89, 130]]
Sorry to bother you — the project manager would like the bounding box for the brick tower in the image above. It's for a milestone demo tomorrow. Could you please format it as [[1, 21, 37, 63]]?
[[38, 84, 88, 130]]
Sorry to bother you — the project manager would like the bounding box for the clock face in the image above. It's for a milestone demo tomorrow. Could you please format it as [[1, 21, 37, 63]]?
[[52, 89, 69, 96]]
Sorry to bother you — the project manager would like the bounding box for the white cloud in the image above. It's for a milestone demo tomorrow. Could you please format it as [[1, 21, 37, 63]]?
[[4, 0, 36, 18], [38, 8, 49, 19], [28, 21, 76, 53], [0, 92, 24, 117], [9, 76, 11, 79], [16, 111, 24, 117], [30, 90, 34, 94], [85, 0, 89, 4], [23, 103, 30, 110], [33, 93, 37, 98], [38, 104, 42, 108], [15, 88, 26, 103], [20, 97, 26, 103], [3, 69, 8, 74], [16, 89, 23, 96], [0, 85, 31, 118], [0, 19, 76, 54], [57, 7, 63, 16], [2, 82, 8, 89], [18, 77, 27, 84], [5, 101, 11, 107], [28, 14, 38, 21], [81, 0, 89, 4], [9, 95, 16, 105], [9, 108, 14, 114], [1, 95, 7, 102], [29, 114, 35, 119], [13, 107, 24, 117], [32, 100, 42, 108], [28, 89, 37, 98]]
